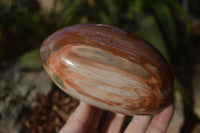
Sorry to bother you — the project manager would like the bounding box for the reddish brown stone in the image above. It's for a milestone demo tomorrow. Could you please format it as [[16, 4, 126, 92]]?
[[40, 24, 173, 115]]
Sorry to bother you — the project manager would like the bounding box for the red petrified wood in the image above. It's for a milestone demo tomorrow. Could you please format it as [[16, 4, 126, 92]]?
[[40, 24, 173, 115]]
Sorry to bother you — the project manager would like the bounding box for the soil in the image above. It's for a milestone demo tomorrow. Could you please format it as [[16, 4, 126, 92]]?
[[23, 85, 78, 133]]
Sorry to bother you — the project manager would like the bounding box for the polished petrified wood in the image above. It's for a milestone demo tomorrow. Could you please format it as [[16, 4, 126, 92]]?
[[40, 24, 173, 115]]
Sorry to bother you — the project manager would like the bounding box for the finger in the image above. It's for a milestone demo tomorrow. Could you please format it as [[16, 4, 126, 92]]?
[[124, 115, 152, 133], [87, 107, 103, 132], [146, 104, 174, 133], [102, 112, 126, 133], [59, 102, 95, 133]]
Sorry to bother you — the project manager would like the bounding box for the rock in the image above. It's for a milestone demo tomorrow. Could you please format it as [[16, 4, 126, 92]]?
[[40, 23, 173, 115], [0, 64, 52, 133]]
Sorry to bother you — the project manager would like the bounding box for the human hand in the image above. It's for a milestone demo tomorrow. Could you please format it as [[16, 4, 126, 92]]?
[[59, 102, 174, 133]]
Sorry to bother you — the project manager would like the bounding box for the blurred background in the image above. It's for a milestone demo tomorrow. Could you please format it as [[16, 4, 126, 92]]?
[[0, 0, 200, 132]]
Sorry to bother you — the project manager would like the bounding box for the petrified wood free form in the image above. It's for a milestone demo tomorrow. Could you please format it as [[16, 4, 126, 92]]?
[[40, 24, 173, 115]]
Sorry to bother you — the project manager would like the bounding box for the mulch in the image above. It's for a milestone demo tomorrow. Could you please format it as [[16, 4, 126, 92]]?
[[23, 85, 78, 133]]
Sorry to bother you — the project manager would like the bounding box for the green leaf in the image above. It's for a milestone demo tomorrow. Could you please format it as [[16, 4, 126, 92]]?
[[166, 0, 190, 41], [151, 1, 178, 51], [100, 12, 114, 25], [18, 49, 42, 69], [57, 1, 87, 27], [137, 15, 170, 62], [130, 0, 145, 14]]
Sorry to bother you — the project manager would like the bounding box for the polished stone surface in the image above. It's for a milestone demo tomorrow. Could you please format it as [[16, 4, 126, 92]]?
[[40, 24, 173, 115]]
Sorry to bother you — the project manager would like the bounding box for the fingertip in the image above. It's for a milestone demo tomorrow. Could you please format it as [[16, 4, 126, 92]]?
[[146, 104, 175, 133], [59, 102, 95, 133]]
